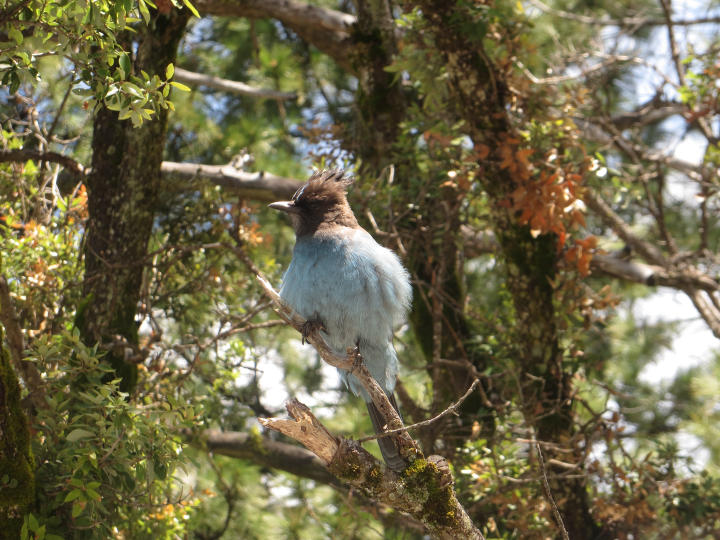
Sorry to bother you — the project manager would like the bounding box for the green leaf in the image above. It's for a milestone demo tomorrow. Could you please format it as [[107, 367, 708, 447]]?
[[118, 108, 133, 121], [182, 0, 200, 18], [170, 81, 190, 92], [165, 62, 174, 79], [66, 428, 94, 442], [71, 501, 83, 518], [64, 489, 83, 503], [138, 0, 151, 24], [28, 513, 39, 532], [119, 54, 131, 77]]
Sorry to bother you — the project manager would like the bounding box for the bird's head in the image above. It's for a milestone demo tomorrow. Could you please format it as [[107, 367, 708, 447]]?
[[269, 169, 358, 236]]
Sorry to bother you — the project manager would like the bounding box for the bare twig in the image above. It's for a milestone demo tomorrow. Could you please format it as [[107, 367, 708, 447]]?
[[584, 190, 668, 265], [534, 442, 570, 540], [358, 378, 481, 442]]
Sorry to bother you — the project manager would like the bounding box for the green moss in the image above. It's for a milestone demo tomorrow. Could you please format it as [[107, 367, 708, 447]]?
[[0, 329, 35, 535], [401, 458, 457, 528]]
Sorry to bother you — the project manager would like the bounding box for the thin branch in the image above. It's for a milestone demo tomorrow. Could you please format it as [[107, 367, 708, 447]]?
[[583, 190, 668, 265], [574, 118, 703, 179], [534, 442, 570, 540], [684, 288, 720, 339], [609, 100, 687, 130], [659, 0, 686, 86], [358, 378, 481, 442], [173, 67, 297, 100]]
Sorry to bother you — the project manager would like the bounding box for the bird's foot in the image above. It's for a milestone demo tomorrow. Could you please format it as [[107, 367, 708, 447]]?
[[349, 342, 363, 374], [301, 317, 325, 345]]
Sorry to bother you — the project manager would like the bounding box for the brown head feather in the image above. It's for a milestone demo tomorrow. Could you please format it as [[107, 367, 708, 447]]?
[[283, 169, 359, 236]]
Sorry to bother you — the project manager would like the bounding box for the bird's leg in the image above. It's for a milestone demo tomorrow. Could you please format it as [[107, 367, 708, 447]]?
[[301, 315, 326, 345], [349, 339, 363, 374]]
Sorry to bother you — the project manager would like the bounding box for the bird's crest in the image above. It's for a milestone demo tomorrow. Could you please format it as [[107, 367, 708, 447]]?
[[292, 169, 353, 207]]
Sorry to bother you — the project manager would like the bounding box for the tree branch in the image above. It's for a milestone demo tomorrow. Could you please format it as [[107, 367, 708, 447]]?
[[203, 427, 430, 534], [0, 149, 85, 175], [223, 246, 485, 538], [260, 399, 484, 539], [591, 253, 718, 292], [161, 161, 301, 201], [203, 428, 339, 485], [583, 190, 668, 265], [193, 0, 356, 71], [173, 67, 297, 100]]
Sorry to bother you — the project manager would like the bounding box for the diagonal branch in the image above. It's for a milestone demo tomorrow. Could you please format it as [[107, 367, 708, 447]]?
[[684, 288, 720, 339], [583, 190, 668, 265]]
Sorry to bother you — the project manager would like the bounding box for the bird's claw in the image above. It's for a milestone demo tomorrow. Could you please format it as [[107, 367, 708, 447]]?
[[301, 317, 325, 344], [349, 344, 363, 373]]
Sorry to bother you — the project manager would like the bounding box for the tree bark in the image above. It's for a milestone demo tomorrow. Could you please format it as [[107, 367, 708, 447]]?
[[79, 9, 190, 392], [0, 326, 34, 536]]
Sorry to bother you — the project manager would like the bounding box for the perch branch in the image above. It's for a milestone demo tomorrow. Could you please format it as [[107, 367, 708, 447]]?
[[259, 399, 484, 540], [253, 273, 419, 461]]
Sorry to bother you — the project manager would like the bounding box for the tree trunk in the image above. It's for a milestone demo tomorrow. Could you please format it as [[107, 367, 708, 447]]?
[[410, 1, 604, 537], [79, 9, 189, 392], [0, 326, 34, 536]]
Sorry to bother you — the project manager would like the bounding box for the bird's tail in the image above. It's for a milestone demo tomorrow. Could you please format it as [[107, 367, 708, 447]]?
[[366, 394, 405, 471]]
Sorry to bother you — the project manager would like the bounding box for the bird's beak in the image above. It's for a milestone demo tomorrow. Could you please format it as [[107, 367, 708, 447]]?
[[268, 200, 300, 214]]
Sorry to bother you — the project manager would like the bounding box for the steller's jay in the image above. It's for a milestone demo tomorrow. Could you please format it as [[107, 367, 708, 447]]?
[[269, 169, 412, 470]]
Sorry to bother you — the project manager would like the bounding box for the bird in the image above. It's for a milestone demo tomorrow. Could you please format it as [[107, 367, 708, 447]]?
[[269, 169, 412, 470]]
